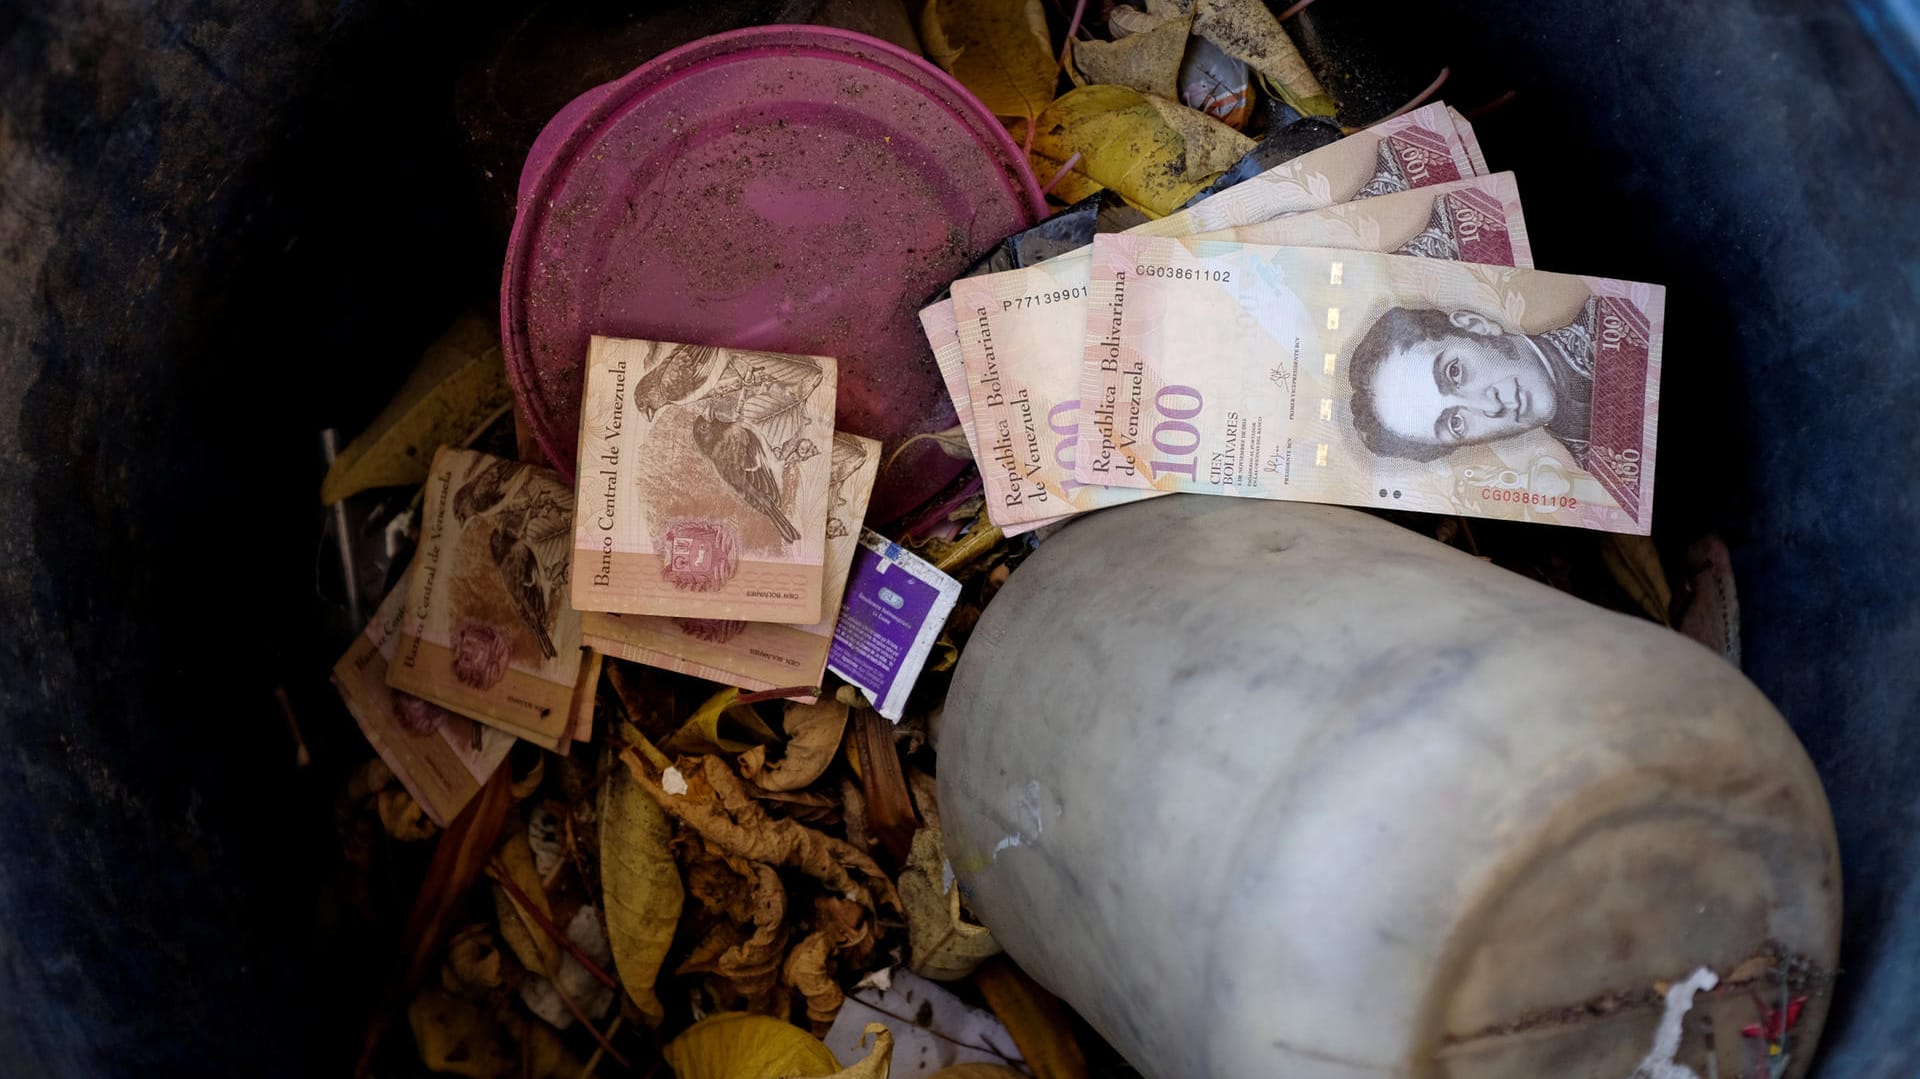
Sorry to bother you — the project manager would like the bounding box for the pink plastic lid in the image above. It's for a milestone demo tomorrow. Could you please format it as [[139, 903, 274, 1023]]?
[[501, 25, 1046, 520]]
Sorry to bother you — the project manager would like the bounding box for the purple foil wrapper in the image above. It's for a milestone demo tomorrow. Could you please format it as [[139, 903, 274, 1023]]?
[[827, 530, 962, 720]]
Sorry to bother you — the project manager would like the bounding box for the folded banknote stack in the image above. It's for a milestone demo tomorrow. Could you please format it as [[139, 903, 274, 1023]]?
[[332, 446, 600, 824], [332, 333, 965, 823], [564, 337, 893, 705], [923, 101, 1664, 537]]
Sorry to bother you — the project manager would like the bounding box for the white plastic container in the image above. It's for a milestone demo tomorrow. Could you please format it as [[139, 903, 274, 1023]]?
[[940, 497, 1839, 1078]]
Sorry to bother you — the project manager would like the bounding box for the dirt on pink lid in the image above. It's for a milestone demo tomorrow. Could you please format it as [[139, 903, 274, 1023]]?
[[501, 25, 1046, 521]]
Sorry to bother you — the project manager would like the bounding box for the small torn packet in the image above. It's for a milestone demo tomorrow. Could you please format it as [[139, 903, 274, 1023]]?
[[827, 530, 962, 721]]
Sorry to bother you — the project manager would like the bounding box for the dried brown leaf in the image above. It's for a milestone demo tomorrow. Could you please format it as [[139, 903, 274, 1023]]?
[[1602, 534, 1674, 626], [440, 923, 505, 997], [679, 859, 789, 1009], [622, 750, 900, 913], [1069, 13, 1190, 99], [784, 930, 846, 1030], [492, 820, 563, 977], [407, 988, 516, 1079], [527, 800, 566, 883], [907, 769, 942, 837], [345, 757, 395, 806], [510, 754, 545, 801], [600, 754, 683, 1025], [828, 1023, 894, 1079], [741, 699, 851, 792], [396, 766, 514, 996], [928, 632, 960, 674], [818, 893, 879, 979], [607, 660, 681, 741], [378, 787, 439, 842], [841, 778, 873, 856], [514, 1014, 587, 1078], [855, 707, 919, 865], [974, 957, 1088, 1079], [748, 787, 841, 824], [901, 829, 1001, 981], [348, 774, 514, 1079]]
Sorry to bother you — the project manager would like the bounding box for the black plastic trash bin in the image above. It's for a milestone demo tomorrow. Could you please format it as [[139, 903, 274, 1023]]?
[[1, 1, 1915, 1075]]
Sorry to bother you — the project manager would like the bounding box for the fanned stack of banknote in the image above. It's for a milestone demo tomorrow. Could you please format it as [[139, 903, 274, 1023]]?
[[567, 336, 890, 703], [923, 102, 1664, 536], [332, 445, 601, 824]]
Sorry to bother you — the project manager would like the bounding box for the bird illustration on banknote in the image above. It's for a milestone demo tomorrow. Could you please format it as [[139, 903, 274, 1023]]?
[[693, 391, 802, 543], [633, 342, 723, 420], [452, 458, 570, 659], [684, 350, 827, 544]]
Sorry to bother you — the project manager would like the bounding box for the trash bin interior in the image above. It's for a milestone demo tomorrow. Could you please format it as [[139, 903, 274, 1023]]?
[[1, 0, 1916, 1075]]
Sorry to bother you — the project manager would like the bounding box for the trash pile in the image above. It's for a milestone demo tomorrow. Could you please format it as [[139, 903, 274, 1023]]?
[[314, 3, 1751, 1077]]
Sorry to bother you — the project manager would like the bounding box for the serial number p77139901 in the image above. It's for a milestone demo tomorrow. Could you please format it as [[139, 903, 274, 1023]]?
[[1135, 265, 1233, 282], [1002, 287, 1088, 310]]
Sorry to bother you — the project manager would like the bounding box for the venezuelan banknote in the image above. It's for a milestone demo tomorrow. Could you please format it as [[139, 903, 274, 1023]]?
[[580, 432, 881, 700], [1132, 102, 1487, 237], [388, 447, 585, 748], [954, 173, 1531, 528], [570, 338, 838, 624], [925, 102, 1489, 530], [1078, 234, 1663, 534]]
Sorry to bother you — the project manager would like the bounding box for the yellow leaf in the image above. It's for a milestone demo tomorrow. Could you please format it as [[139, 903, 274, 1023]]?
[[1603, 534, 1675, 626], [927, 633, 960, 674], [1029, 151, 1104, 203], [1142, 95, 1251, 175], [973, 958, 1088, 1079], [663, 1012, 841, 1079], [929, 1068, 1029, 1079], [407, 988, 517, 1079], [664, 687, 781, 756], [1067, 14, 1190, 100], [741, 698, 851, 792], [826, 1024, 894, 1079], [920, 0, 1059, 126], [901, 829, 1001, 981], [600, 756, 684, 1025], [1018, 86, 1252, 217], [319, 313, 510, 504], [491, 822, 563, 978]]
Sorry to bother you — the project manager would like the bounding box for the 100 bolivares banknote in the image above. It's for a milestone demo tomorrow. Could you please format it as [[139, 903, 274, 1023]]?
[[1078, 233, 1663, 534], [954, 173, 1533, 528], [923, 103, 1490, 532]]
